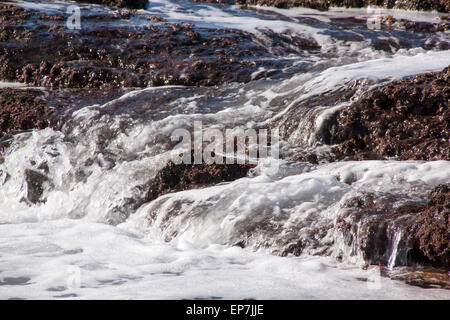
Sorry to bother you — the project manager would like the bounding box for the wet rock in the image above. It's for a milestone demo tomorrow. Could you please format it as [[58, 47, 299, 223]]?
[[372, 38, 400, 53], [274, 80, 366, 164], [74, 0, 148, 9], [336, 191, 426, 266], [408, 184, 449, 268], [239, 0, 330, 11], [326, 66, 449, 161], [0, 3, 305, 89], [387, 267, 450, 289], [23, 169, 49, 204], [0, 276, 31, 286], [335, 183, 449, 270], [146, 157, 255, 202], [329, 0, 448, 12], [380, 16, 449, 34], [192, 0, 449, 12], [0, 88, 54, 138], [384, 0, 449, 12], [0, 3, 31, 25], [195, 0, 330, 10]]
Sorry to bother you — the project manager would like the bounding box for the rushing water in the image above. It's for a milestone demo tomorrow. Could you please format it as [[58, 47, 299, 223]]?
[[0, 0, 449, 299]]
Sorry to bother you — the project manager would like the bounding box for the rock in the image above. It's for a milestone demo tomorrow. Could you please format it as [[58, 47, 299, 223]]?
[[0, 3, 312, 89], [24, 169, 49, 204], [336, 191, 426, 266], [408, 184, 450, 268], [0, 88, 53, 138], [388, 267, 450, 289], [74, 0, 148, 9], [191, 0, 449, 12], [240, 0, 330, 10], [146, 155, 255, 202], [327, 66, 449, 161], [335, 184, 449, 269]]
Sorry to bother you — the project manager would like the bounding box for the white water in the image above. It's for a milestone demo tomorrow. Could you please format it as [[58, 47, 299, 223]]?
[[1, 219, 448, 299], [0, 0, 449, 299], [387, 229, 402, 270]]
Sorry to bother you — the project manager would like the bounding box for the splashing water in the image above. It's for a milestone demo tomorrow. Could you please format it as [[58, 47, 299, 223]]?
[[0, 0, 449, 299]]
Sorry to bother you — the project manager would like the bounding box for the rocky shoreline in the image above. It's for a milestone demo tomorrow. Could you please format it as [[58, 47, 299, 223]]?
[[74, 0, 148, 9], [0, 88, 53, 139], [68, 0, 450, 12], [193, 0, 449, 12], [0, 0, 448, 291], [337, 184, 449, 269], [0, 2, 319, 90], [328, 67, 449, 161], [280, 66, 449, 163]]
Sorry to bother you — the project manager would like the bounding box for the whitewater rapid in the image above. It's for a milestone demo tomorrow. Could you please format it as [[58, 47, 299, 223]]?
[[0, 0, 449, 299]]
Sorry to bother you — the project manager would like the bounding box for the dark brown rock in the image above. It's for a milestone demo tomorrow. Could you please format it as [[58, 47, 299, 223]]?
[[388, 267, 450, 289], [191, 0, 449, 12], [380, 16, 449, 34], [335, 184, 449, 270], [74, 0, 148, 9], [0, 3, 310, 89], [24, 169, 49, 204], [408, 184, 450, 268], [327, 66, 449, 161], [0, 88, 54, 138], [239, 0, 330, 10], [146, 156, 255, 202], [336, 191, 425, 266]]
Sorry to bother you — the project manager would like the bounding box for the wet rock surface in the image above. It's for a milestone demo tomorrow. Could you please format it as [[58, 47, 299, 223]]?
[[379, 16, 449, 35], [0, 86, 128, 141], [336, 191, 425, 266], [281, 66, 449, 163], [147, 156, 255, 202], [74, 0, 148, 9], [336, 184, 450, 270], [193, 0, 449, 12], [23, 168, 49, 204], [0, 2, 315, 89], [387, 267, 450, 289], [0, 88, 54, 138], [408, 184, 449, 269], [328, 67, 450, 161]]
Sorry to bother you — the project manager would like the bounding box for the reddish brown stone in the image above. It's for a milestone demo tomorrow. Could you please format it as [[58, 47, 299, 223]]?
[[408, 184, 450, 268], [327, 66, 449, 161], [335, 184, 449, 269], [146, 156, 255, 202], [191, 0, 449, 12], [0, 88, 54, 138], [388, 267, 450, 289], [74, 0, 148, 9], [0, 3, 307, 89]]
